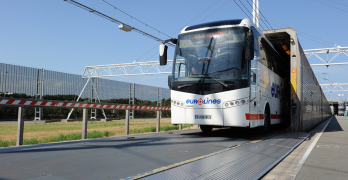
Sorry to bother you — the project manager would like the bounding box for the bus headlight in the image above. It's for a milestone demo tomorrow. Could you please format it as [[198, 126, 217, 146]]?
[[225, 103, 229, 107], [241, 100, 245, 104], [230, 102, 234, 105], [235, 101, 240, 105]]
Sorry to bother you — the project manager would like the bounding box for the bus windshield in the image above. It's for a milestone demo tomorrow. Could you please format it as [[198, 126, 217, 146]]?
[[172, 27, 250, 95]]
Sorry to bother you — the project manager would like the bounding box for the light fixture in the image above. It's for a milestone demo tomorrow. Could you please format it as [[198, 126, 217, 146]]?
[[290, 38, 294, 43], [119, 24, 132, 32]]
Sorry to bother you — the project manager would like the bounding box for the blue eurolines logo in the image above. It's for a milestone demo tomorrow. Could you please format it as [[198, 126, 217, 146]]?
[[271, 82, 280, 98], [186, 98, 221, 105]]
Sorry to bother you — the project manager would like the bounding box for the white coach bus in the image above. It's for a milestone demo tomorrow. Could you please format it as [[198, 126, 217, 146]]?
[[159, 18, 290, 132]]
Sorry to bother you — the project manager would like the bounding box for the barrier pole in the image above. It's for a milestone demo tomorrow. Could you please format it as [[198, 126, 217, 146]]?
[[16, 107, 25, 146], [125, 110, 129, 135], [156, 111, 160, 132], [179, 124, 182, 130], [82, 108, 88, 139]]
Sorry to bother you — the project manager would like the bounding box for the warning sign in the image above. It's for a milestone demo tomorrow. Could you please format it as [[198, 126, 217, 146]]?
[[291, 68, 297, 99], [291, 94, 297, 99]]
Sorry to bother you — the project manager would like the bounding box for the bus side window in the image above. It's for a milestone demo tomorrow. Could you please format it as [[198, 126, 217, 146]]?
[[261, 38, 276, 73], [251, 27, 260, 57], [259, 40, 268, 67]]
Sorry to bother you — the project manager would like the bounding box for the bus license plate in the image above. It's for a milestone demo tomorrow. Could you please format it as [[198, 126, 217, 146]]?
[[195, 115, 212, 119]]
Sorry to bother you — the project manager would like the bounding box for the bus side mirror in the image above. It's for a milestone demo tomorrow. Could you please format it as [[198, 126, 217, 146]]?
[[159, 43, 168, 66], [245, 31, 254, 61], [168, 75, 172, 89]]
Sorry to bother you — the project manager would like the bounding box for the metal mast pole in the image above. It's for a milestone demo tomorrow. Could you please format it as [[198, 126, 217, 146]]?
[[252, 0, 256, 24], [252, 0, 260, 28], [34, 68, 43, 121], [256, 0, 259, 28]]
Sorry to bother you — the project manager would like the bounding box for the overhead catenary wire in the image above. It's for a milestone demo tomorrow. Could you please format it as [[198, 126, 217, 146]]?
[[137, 0, 224, 62], [198, 0, 232, 23], [102, 0, 172, 39], [328, 0, 348, 8], [232, 0, 266, 30], [64, 0, 175, 47], [313, 0, 348, 13], [237, 0, 270, 28], [267, 21, 332, 47], [245, 0, 273, 29], [264, 17, 336, 47], [169, 0, 222, 36]]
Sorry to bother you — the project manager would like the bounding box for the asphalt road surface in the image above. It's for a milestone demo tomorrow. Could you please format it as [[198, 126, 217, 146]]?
[[0, 127, 284, 180]]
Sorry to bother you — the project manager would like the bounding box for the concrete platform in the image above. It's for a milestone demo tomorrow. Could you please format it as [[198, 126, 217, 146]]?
[[263, 116, 348, 180], [0, 128, 283, 180]]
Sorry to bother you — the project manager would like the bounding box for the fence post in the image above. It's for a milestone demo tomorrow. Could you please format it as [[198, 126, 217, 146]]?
[[82, 108, 87, 139], [125, 110, 129, 135], [179, 124, 182, 130], [16, 107, 25, 146], [156, 111, 160, 132]]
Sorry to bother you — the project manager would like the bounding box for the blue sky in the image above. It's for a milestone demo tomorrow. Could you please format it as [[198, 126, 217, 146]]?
[[1, 0, 347, 101]]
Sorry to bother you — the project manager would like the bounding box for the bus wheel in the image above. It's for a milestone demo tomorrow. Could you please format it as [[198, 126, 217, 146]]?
[[200, 125, 213, 133], [263, 108, 271, 132]]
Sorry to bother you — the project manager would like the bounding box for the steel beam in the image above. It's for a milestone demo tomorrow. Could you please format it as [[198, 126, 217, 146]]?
[[311, 62, 348, 66], [82, 61, 174, 78]]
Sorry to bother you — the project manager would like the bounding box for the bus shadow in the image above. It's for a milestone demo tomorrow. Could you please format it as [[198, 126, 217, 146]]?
[[324, 116, 344, 132]]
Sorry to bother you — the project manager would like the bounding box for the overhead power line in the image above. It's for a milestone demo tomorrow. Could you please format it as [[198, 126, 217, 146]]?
[[64, 0, 175, 47], [137, 0, 224, 62], [245, 0, 273, 29], [264, 17, 336, 47], [199, 0, 232, 23], [266, 21, 331, 47], [102, 0, 172, 39], [232, 0, 266, 30], [328, 0, 348, 8], [170, 0, 222, 36], [314, 0, 348, 13]]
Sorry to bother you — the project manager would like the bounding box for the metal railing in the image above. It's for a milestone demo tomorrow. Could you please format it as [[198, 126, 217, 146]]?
[[0, 97, 174, 147], [0, 63, 171, 120]]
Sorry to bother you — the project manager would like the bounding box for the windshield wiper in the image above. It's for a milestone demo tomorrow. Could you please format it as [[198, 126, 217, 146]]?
[[201, 37, 216, 75], [209, 77, 230, 88], [178, 83, 196, 89]]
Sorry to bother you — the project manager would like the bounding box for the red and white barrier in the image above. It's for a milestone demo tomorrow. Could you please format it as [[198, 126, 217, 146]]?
[[0, 98, 171, 111]]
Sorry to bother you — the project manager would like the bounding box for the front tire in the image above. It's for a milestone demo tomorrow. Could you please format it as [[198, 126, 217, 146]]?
[[263, 108, 270, 132], [200, 125, 213, 133]]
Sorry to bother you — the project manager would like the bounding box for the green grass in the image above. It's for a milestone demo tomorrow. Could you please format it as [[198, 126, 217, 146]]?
[[129, 125, 192, 134], [0, 130, 114, 147], [0, 124, 193, 147]]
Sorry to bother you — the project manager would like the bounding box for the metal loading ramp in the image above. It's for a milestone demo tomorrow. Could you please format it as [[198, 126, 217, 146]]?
[[262, 28, 332, 132], [138, 132, 309, 180]]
